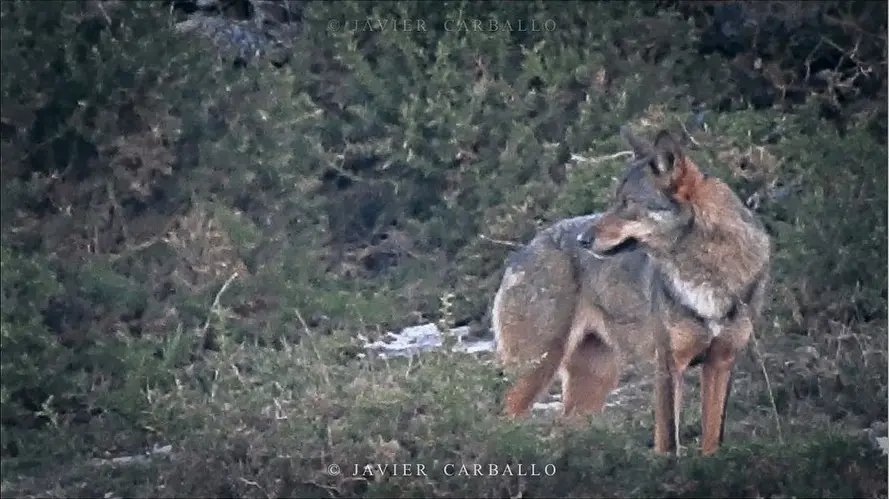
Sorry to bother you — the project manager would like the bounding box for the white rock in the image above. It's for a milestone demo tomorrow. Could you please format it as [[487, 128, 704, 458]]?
[[362, 322, 496, 358]]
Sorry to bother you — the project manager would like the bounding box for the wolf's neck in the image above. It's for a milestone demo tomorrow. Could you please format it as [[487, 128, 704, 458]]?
[[650, 209, 768, 321]]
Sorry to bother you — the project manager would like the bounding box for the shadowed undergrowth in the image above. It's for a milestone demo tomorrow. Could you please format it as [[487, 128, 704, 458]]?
[[1, 332, 886, 498]]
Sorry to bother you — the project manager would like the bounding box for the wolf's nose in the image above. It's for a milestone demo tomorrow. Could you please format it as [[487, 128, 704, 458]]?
[[576, 231, 592, 248]]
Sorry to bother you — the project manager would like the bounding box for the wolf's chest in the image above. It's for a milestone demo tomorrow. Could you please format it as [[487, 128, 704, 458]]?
[[663, 269, 735, 334]]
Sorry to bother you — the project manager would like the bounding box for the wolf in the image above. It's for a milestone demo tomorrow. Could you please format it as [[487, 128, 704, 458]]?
[[491, 126, 771, 455]]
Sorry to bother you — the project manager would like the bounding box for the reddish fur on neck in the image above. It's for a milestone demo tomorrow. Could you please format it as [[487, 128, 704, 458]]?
[[671, 156, 705, 203]]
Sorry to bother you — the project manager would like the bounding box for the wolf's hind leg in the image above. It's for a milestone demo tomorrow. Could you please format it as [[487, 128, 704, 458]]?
[[561, 334, 619, 418], [504, 342, 564, 417]]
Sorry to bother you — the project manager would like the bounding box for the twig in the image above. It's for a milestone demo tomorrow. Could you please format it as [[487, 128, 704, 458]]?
[[303, 480, 340, 498], [238, 477, 271, 499], [106, 217, 178, 262], [92, 0, 114, 26], [88, 444, 173, 467], [680, 121, 702, 148], [821, 14, 886, 41], [201, 271, 239, 336], [293, 306, 314, 337], [293, 306, 331, 386], [570, 150, 634, 164], [107, 237, 165, 262], [479, 234, 522, 248], [750, 331, 784, 444]]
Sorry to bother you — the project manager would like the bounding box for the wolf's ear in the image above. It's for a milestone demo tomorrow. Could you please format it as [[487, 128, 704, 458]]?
[[650, 130, 681, 176], [650, 129, 703, 202], [621, 125, 652, 158]]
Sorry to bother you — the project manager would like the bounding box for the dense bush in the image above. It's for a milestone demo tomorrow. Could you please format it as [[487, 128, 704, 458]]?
[[1, 1, 886, 496]]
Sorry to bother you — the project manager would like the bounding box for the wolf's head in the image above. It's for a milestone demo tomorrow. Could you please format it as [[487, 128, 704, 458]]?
[[578, 127, 704, 258]]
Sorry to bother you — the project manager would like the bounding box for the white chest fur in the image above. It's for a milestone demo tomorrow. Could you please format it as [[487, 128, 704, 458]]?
[[663, 269, 734, 336]]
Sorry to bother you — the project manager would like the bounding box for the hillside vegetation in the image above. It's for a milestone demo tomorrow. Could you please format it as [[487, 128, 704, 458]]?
[[1, 1, 887, 497]]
